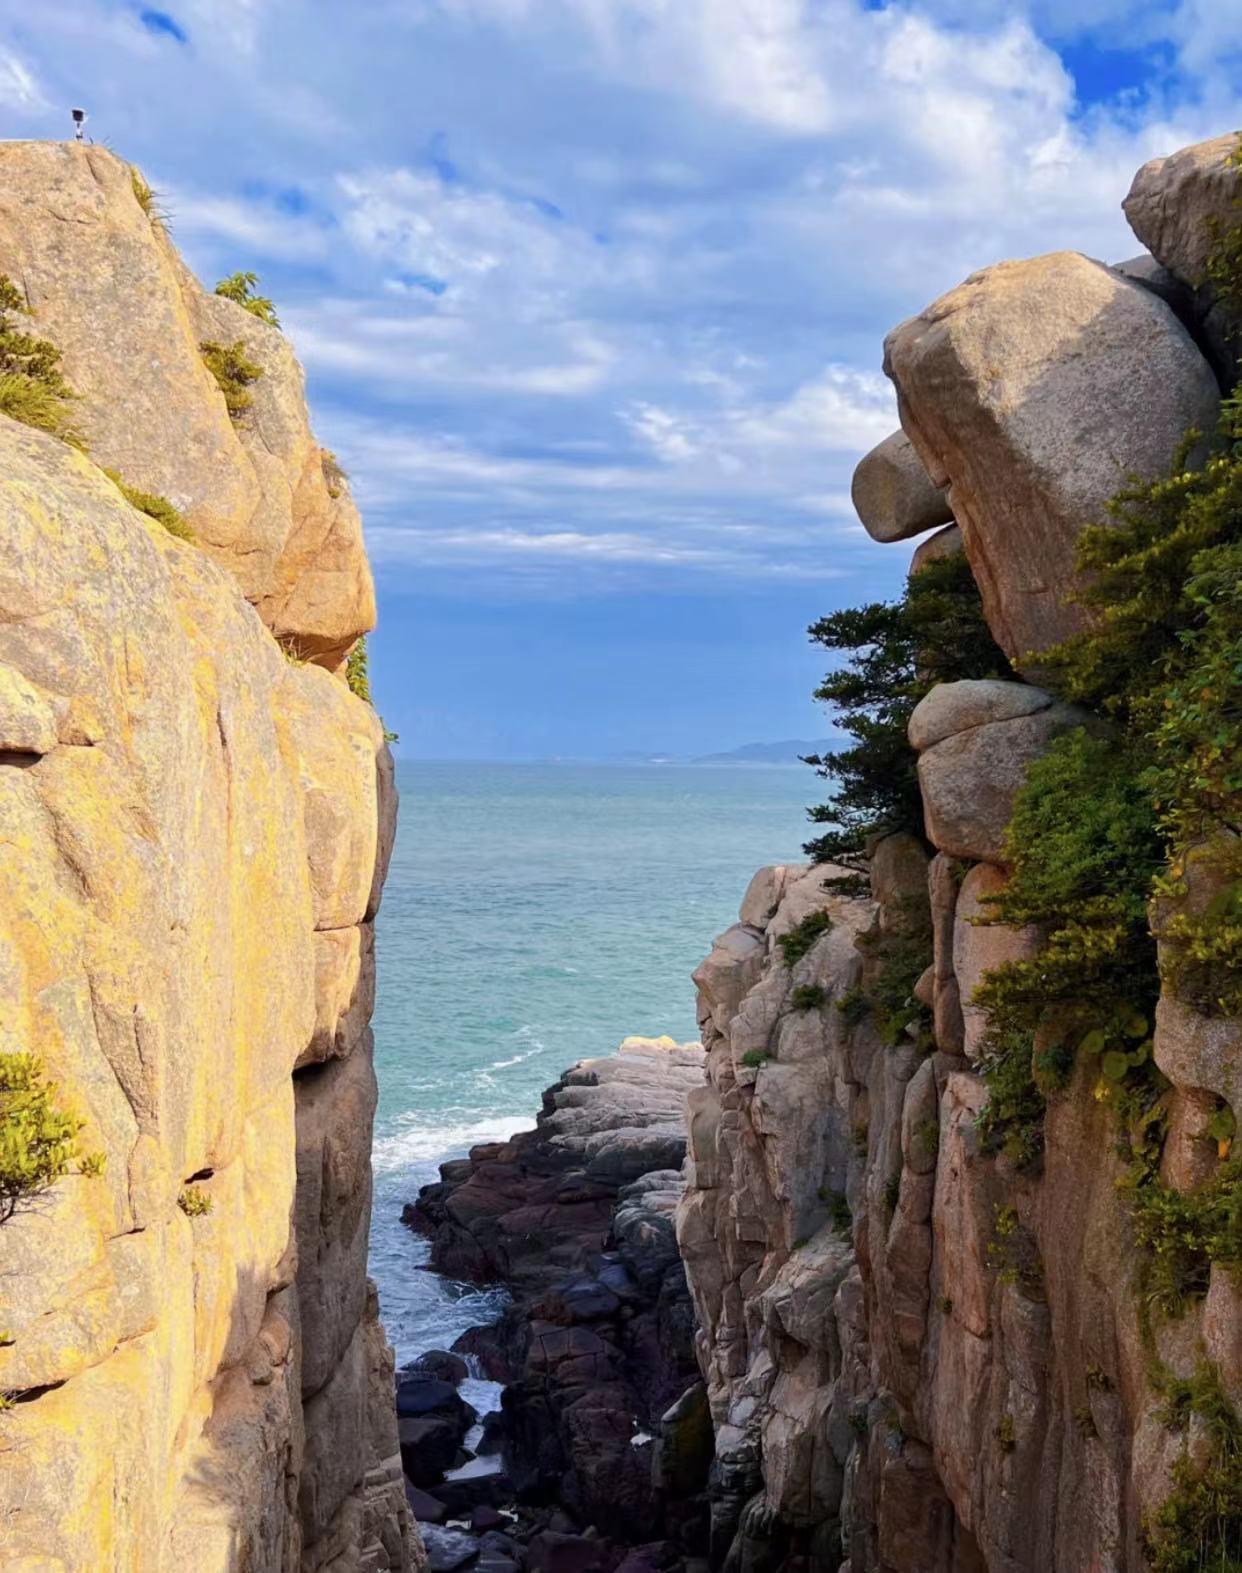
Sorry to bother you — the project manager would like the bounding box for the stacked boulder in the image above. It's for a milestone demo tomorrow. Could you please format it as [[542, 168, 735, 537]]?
[[676, 134, 1242, 1571]]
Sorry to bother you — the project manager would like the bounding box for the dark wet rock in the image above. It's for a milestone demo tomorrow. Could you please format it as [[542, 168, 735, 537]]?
[[404, 1480, 447, 1524], [398, 1415, 463, 1488], [405, 1347, 470, 1386], [420, 1521, 482, 1572]]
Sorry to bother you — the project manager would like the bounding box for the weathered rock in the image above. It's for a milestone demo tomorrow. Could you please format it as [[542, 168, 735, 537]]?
[[851, 427, 954, 543], [1124, 132, 1242, 380], [0, 201, 409, 1567], [915, 700, 1095, 863], [907, 679, 1053, 754], [953, 864, 1040, 1060], [884, 251, 1220, 665], [909, 522, 962, 576], [0, 140, 374, 664]]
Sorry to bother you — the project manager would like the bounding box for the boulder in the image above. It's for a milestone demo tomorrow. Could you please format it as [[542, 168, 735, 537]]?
[[399, 1415, 465, 1487], [405, 1482, 448, 1525], [916, 702, 1095, 863], [907, 679, 1054, 753], [405, 1349, 471, 1387], [909, 522, 962, 576], [851, 428, 954, 543], [884, 251, 1220, 665], [1124, 133, 1242, 378]]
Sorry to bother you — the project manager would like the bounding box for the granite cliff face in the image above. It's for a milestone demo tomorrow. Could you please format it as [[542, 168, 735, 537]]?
[[676, 133, 1242, 1571], [0, 143, 414, 1571]]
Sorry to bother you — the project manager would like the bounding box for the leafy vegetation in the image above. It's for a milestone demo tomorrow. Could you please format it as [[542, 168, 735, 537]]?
[[214, 271, 279, 328], [803, 551, 1010, 870], [177, 1185, 212, 1218], [200, 338, 263, 418], [0, 275, 83, 446], [740, 1048, 770, 1070], [345, 636, 372, 703], [778, 909, 833, 967], [103, 467, 193, 541], [1145, 1361, 1242, 1573], [790, 983, 826, 1011], [0, 1053, 86, 1225]]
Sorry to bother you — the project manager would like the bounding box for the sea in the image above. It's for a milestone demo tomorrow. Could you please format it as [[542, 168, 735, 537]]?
[[367, 759, 815, 1411]]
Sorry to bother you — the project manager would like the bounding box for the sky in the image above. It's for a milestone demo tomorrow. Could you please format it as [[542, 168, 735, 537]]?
[[1, 1, 1240, 758]]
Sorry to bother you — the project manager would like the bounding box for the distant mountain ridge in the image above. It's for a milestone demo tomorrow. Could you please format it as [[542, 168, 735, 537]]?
[[693, 738, 834, 765]]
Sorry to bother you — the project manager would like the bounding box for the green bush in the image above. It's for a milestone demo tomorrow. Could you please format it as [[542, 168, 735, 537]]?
[[740, 1048, 769, 1069], [1145, 1360, 1242, 1573], [0, 1052, 84, 1224], [790, 983, 826, 1011], [130, 166, 169, 230], [178, 1185, 212, 1218], [200, 338, 263, 418], [214, 270, 279, 327], [804, 551, 1010, 869], [778, 909, 833, 967], [0, 275, 83, 447], [345, 636, 372, 702], [103, 467, 193, 542]]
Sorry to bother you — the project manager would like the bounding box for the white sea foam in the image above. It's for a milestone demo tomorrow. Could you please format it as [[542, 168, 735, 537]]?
[[371, 1114, 536, 1177]]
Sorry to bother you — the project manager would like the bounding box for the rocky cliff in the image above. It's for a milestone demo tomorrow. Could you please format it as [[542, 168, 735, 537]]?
[[676, 133, 1242, 1571], [0, 142, 415, 1571]]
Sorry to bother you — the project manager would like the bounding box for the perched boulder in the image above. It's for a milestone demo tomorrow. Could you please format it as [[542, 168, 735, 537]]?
[[1124, 132, 1242, 379], [885, 251, 1219, 665], [851, 427, 954, 543], [915, 700, 1096, 863], [907, 679, 1054, 753]]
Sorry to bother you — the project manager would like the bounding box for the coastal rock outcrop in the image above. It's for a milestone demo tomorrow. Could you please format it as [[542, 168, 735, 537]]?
[[405, 1039, 711, 1566], [674, 131, 1242, 1573], [0, 152, 412, 1571]]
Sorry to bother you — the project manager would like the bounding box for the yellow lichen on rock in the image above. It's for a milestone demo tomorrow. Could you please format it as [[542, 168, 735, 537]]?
[[0, 409, 410, 1569]]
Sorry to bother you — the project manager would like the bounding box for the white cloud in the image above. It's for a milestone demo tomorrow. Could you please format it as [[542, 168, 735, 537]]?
[[0, 47, 44, 109]]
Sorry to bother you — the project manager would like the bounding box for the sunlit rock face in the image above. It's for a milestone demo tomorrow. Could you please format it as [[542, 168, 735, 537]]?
[[0, 140, 375, 667], [0, 157, 415, 1573]]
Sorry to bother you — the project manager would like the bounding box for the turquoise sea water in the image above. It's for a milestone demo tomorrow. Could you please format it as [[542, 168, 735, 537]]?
[[367, 760, 815, 1383]]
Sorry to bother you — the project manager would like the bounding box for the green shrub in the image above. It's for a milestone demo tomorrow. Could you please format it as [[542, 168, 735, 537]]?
[[804, 551, 1011, 869], [214, 270, 279, 327], [836, 987, 870, 1027], [790, 983, 826, 1011], [778, 909, 833, 967], [200, 338, 263, 417], [77, 1150, 106, 1177], [986, 1202, 1045, 1299], [0, 276, 83, 447], [1145, 1360, 1242, 1573], [740, 1048, 769, 1070], [0, 1052, 84, 1224], [1124, 1157, 1242, 1319], [102, 467, 193, 541], [345, 636, 372, 703], [178, 1185, 212, 1218], [855, 920, 934, 1050]]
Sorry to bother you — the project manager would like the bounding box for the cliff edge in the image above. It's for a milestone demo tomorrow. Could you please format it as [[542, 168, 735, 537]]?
[[0, 143, 415, 1571]]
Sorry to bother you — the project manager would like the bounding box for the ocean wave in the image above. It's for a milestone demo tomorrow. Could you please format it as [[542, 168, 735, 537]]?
[[371, 1113, 536, 1177]]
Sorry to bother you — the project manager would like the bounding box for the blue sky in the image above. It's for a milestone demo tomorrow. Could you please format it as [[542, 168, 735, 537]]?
[[2, 1, 1239, 757]]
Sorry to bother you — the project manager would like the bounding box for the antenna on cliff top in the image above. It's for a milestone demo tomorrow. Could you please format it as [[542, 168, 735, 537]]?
[[71, 109, 86, 141]]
